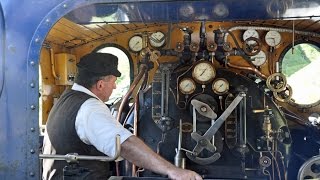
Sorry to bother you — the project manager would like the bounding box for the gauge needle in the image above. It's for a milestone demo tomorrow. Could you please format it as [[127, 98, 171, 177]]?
[[184, 84, 189, 88], [133, 41, 140, 48], [200, 68, 207, 76]]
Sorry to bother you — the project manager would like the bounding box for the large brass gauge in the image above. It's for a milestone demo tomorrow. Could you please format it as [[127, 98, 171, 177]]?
[[265, 31, 281, 47], [192, 60, 216, 84], [149, 31, 166, 48], [212, 78, 229, 95], [128, 35, 143, 52], [179, 78, 196, 94]]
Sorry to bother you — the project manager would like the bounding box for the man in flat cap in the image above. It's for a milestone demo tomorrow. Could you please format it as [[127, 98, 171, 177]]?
[[42, 52, 202, 180]]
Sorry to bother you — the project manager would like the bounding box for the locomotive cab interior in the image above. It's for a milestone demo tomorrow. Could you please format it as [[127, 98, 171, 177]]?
[[36, 1, 320, 179]]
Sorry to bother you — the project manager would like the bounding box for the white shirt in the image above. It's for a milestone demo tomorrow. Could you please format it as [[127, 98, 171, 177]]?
[[42, 83, 132, 180]]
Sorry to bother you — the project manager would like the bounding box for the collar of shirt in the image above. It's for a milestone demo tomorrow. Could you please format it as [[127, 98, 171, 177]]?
[[71, 83, 104, 103]]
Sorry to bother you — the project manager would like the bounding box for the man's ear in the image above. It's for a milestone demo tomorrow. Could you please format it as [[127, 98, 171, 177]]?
[[96, 79, 104, 90]]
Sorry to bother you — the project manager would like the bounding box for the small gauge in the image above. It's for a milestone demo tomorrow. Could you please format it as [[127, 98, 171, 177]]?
[[251, 50, 267, 66], [243, 29, 260, 41], [179, 78, 196, 94], [149, 31, 166, 48], [128, 35, 143, 52], [265, 31, 281, 47], [192, 60, 216, 84], [212, 78, 229, 95]]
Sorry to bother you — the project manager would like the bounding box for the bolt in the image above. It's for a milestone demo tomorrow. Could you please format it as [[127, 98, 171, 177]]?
[[63, 4, 68, 8], [30, 128, 35, 132], [46, 19, 50, 23], [30, 61, 35, 66], [30, 83, 35, 88], [30, 105, 36, 110], [30, 149, 35, 154], [29, 172, 35, 177], [257, 146, 261, 150], [35, 38, 40, 43], [200, 106, 207, 112]]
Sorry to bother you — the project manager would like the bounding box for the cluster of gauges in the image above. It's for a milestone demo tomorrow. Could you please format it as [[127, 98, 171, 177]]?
[[128, 31, 166, 52], [242, 29, 282, 67], [179, 60, 229, 95]]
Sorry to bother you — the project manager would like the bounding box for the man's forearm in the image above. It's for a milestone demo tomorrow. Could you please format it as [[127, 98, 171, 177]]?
[[120, 135, 175, 176]]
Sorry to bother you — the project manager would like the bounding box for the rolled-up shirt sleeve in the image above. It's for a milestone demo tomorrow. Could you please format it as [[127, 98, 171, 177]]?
[[75, 98, 133, 157]]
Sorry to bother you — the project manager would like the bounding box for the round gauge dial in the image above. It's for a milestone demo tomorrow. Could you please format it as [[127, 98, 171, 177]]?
[[192, 60, 216, 84], [265, 31, 281, 47], [128, 35, 143, 52], [179, 78, 196, 94], [251, 50, 267, 66], [212, 78, 229, 95], [149, 31, 166, 48], [243, 29, 260, 41]]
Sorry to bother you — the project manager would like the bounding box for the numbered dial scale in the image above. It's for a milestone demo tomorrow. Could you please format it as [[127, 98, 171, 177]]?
[[212, 78, 229, 95], [192, 60, 216, 84], [128, 35, 143, 52], [265, 31, 281, 47], [179, 78, 196, 94]]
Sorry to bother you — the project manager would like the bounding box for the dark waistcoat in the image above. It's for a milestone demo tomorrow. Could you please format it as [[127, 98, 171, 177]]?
[[46, 89, 109, 180]]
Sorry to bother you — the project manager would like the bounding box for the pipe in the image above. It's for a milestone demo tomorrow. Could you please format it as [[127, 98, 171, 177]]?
[[49, 48, 59, 80], [227, 62, 267, 80], [116, 64, 147, 122], [40, 135, 121, 162]]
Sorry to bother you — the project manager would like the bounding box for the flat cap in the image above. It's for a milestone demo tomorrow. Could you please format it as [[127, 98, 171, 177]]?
[[77, 52, 121, 77]]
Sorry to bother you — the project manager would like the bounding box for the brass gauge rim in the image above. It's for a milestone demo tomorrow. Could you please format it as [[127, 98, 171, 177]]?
[[179, 78, 196, 95], [212, 78, 229, 95], [192, 60, 216, 84]]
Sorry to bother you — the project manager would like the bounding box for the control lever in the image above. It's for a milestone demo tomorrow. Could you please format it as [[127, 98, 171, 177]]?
[[40, 135, 121, 163], [186, 93, 245, 164]]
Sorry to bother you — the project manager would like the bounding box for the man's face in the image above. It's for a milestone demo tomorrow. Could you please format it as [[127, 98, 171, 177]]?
[[100, 75, 117, 102]]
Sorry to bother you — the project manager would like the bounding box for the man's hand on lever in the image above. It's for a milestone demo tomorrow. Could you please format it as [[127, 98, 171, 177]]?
[[120, 135, 203, 180]]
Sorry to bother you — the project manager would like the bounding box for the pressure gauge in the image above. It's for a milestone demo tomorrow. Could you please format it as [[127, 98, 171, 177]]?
[[265, 31, 281, 47], [179, 78, 196, 94], [192, 60, 216, 84], [251, 50, 267, 67], [149, 31, 166, 48], [243, 29, 260, 41], [128, 35, 143, 52], [212, 78, 229, 95]]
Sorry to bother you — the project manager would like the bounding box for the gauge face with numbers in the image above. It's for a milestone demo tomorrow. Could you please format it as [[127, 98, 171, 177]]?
[[265, 31, 281, 47], [179, 78, 196, 94], [128, 35, 143, 52], [212, 78, 229, 95], [192, 60, 216, 84], [251, 50, 267, 66]]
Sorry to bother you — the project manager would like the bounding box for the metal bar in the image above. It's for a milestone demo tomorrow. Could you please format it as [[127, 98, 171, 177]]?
[[39, 135, 121, 162]]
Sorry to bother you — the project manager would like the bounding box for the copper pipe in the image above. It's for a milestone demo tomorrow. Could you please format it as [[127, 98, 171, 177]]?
[[227, 62, 267, 80], [116, 64, 147, 122], [49, 48, 58, 79]]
